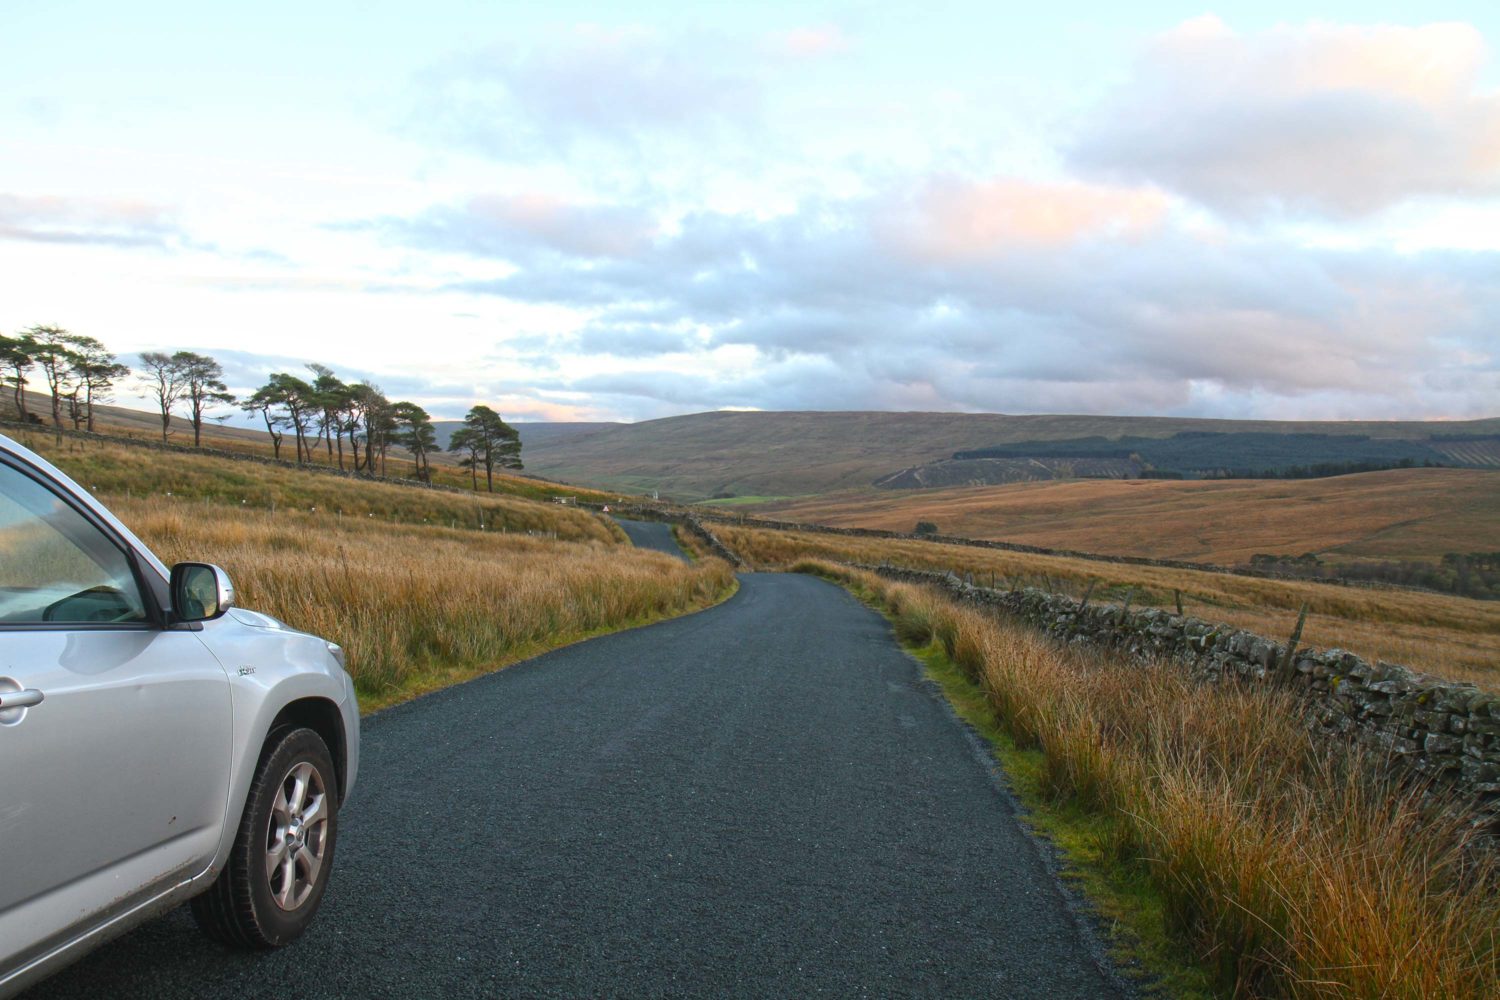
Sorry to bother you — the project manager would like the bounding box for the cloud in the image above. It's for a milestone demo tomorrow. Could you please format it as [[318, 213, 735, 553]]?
[[876, 176, 1169, 259], [1068, 17, 1500, 218], [773, 25, 850, 58], [0, 193, 182, 248], [411, 27, 760, 158], [367, 193, 659, 262], [385, 176, 1496, 420]]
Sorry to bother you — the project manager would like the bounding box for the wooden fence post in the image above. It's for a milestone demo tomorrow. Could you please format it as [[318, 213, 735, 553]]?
[[1278, 602, 1310, 674]]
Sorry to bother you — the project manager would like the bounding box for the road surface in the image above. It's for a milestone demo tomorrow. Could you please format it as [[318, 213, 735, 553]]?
[[613, 517, 690, 562], [28, 565, 1127, 998]]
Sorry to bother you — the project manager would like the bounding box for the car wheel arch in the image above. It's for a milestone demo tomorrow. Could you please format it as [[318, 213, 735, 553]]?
[[265, 697, 348, 803]]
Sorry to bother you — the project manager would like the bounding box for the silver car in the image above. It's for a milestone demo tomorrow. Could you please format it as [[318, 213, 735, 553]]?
[[0, 433, 359, 996]]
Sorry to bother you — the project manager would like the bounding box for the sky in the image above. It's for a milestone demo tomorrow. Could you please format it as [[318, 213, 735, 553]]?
[[2, 1, 1498, 424]]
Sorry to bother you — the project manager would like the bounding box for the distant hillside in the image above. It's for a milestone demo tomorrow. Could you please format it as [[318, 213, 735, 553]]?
[[431, 420, 621, 452], [519, 410, 1500, 501]]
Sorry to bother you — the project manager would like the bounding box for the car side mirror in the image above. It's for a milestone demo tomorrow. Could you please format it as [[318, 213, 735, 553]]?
[[170, 562, 236, 623]]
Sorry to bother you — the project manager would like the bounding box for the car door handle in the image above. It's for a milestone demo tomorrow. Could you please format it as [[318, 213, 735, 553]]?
[[0, 689, 44, 709]]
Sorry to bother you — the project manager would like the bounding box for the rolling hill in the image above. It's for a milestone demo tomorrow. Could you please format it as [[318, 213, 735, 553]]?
[[518, 410, 1500, 501]]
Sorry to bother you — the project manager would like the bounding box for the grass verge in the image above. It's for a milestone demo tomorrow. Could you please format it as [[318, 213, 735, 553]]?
[[795, 558, 1500, 999], [117, 496, 737, 711]]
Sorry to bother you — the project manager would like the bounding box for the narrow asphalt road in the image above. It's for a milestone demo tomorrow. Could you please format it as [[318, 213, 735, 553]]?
[[614, 517, 690, 562], [28, 571, 1126, 998]]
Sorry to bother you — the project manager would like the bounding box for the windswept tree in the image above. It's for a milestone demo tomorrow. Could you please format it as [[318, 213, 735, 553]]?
[[28, 326, 82, 428], [173, 351, 234, 447], [459, 404, 522, 492], [240, 383, 286, 459], [307, 364, 348, 468], [263, 373, 319, 463], [344, 381, 393, 474], [448, 426, 481, 490], [393, 401, 440, 481], [137, 351, 187, 442], [0, 332, 37, 421], [70, 336, 129, 432]]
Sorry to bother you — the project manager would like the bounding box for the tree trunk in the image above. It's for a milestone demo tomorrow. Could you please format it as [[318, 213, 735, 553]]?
[[159, 405, 170, 443]]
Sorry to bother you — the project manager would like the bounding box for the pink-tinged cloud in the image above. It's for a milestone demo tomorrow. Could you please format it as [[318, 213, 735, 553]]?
[[880, 177, 1169, 261], [0, 193, 180, 247], [1069, 18, 1500, 218], [464, 194, 658, 259], [775, 25, 850, 57]]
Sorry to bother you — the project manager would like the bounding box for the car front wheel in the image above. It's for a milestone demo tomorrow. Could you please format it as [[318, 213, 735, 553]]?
[[191, 726, 340, 948]]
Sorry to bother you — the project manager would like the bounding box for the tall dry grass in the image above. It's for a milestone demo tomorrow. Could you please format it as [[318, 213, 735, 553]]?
[[118, 497, 733, 708], [722, 524, 1500, 687], [806, 560, 1500, 998]]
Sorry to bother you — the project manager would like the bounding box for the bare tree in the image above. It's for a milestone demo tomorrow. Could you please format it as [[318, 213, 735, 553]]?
[[137, 351, 187, 443], [173, 351, 234, 447]]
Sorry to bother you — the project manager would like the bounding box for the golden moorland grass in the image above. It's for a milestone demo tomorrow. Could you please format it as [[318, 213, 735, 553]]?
[[116, 497, 734, 711], [17, 431, 623, 544], [810, 562, 1499, 999], [749, 467, 1500, 565], [718, 524, 1500, 686]]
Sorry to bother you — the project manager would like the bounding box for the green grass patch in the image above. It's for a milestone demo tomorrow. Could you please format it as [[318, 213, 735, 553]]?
[[696, 495, 793, 507]]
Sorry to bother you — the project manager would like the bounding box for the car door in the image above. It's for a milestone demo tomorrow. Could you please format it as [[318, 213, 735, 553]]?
[[0, 455, 232, 974]]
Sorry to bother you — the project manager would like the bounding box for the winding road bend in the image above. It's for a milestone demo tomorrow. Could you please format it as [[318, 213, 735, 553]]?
[[28, 530, 1126, 998], [613, 517, 691, 562]]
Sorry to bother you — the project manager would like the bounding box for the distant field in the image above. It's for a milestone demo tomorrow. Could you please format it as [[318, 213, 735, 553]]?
[[745, 468, 1500, 565], [717, 524, 1500, 687], [520, 409, 1500, 500]]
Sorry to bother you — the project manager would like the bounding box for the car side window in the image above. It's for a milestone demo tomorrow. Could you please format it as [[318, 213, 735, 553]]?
[[0, 461, 148, 625]]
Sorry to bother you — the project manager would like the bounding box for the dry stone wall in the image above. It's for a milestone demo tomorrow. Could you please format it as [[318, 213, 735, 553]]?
[[865, 564, 1500, 829]]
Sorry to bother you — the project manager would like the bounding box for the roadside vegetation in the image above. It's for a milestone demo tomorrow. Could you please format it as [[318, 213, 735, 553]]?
[[717, 524, 1500, 687], [19, 431, 623, 543], [802, 560, 1499, 999], [8, 428, 734, 711], [120, 496, 733, 711]]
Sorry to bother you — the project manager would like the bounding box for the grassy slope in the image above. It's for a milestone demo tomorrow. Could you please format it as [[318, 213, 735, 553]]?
[[718, 524, 1500, 687], [744, 467, 1500, 564], [520, 409, 1500, 501], [19, 430, 623, 544], [15, 391, 622, 504]]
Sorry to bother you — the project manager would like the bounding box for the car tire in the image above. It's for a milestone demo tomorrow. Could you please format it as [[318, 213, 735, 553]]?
[[190, 726, 340, 949]]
